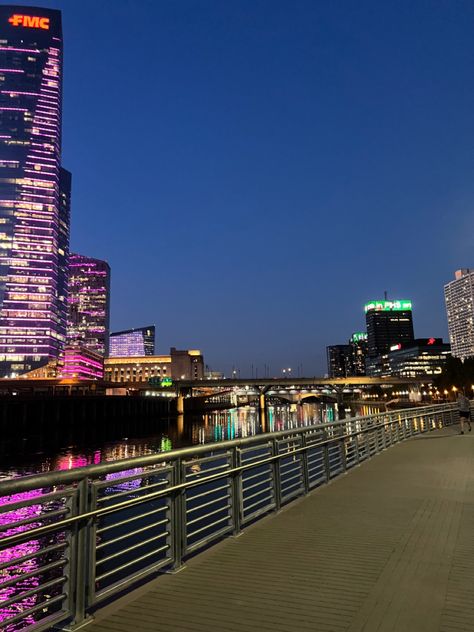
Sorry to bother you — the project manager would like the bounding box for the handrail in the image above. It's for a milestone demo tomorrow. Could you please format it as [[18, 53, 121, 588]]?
[[0, 404, 454, 548], [0, 425, 378, 548], [0, 401, 458, 632], [0, 403, 454, 494]]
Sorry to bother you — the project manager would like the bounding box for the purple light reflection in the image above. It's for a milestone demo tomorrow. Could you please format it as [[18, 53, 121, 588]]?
[[0, 490, 43, 630]]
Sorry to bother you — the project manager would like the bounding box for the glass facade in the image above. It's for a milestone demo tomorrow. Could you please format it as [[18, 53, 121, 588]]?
[[0, 6, 68, 376], [67, 253, 110, 356], [109, 326, 155, 357]]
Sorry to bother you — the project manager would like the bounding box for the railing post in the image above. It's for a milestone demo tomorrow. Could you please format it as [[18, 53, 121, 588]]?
[[272, 437, 282, 512], [68, 477, 90, 629], [231, 447, 242, 535], [353, 428, 360, 464], [301, 433, 310, 494], [172, 458, 185, 570], [339, 426, 347, 472], [322, 429, 331, 482]]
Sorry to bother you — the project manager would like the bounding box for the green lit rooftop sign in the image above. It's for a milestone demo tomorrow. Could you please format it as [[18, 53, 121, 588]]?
[[148, 377, 173, 387], [364, 300, 412, 313], [351, 332, 368, 342]]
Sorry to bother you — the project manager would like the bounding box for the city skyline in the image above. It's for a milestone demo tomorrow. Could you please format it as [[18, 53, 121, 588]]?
[[7, 0, 474, 375]]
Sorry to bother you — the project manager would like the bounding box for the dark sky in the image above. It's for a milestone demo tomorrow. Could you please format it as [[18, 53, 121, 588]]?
[[12, 0, 474, 376]]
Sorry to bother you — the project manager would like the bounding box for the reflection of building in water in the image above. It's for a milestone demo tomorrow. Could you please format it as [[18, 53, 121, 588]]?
[[0, 403, 326, 479], [105, 348, 204, 382], [0, 489, 43, 627]]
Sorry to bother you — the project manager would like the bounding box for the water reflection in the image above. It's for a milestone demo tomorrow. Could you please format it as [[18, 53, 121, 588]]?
[[0, 403, 327, 479], [0, 490, 42, 630]]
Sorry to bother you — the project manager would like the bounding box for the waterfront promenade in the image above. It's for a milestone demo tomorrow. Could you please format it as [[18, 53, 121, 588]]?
[[86, 425, 474, 632]]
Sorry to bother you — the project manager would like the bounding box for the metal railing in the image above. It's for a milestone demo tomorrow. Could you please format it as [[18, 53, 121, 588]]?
[[0, 403, 458, 631]]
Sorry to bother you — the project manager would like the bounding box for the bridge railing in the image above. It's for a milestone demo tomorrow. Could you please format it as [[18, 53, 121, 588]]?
[[0, 403, 459, 631]]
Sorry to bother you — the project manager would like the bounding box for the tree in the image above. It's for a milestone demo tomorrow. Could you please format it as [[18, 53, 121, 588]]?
[[433, 356, 474, 394]]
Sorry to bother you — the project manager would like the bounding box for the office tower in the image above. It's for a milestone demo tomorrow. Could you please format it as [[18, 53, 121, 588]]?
[[104, 348, 204, 383], [67, 254, 111, 356], [365, 300, 414, 358], [387, 338, 451, 378], [109, 326, 155, 357], [444, 269, 474, 361], [0, 7, 69, 376], [349, 332, 367, 376], [326, 345, 351, 378]]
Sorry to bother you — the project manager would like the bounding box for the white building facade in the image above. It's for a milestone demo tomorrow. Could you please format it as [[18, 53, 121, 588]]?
[[444, 269, 474, 361]]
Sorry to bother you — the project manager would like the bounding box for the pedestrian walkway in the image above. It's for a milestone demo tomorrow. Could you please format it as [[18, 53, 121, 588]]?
[[85, 426, 474, 632]]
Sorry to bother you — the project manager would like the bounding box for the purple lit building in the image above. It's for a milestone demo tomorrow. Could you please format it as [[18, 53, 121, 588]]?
[[67, 254, 111, 356], [0, 7, 70, 376], [61, 345, 104, 380], [109, 326, 155, 357]]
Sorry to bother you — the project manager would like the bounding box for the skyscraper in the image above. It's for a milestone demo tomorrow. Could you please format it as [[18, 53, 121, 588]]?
[[444, 269, 474, 361], [67, 254, 111, 356], [109, 326, 155, 357], [326, 344, 351, 378], [0, 7, 69, 376], [365, 300, 414, 358], [349, 332, 367, 376]]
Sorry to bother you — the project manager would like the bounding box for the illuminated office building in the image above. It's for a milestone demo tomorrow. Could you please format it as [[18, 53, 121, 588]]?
[[0, 7, 70, 376], [326, 345, 351, 378], [109, 326, 155, 357], [366, 338, 450, 378], [67, 253, 110, 356], [444, 269, 474, 361], [349, 332, 367, 376], [365, 300, 414, 358]]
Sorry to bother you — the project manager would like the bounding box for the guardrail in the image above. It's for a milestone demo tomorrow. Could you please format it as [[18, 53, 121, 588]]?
[[0, 403, 459, 631]]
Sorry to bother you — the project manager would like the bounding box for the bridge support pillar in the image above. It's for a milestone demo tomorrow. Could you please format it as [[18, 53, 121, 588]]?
[[259, 392, 267, 432], [335, 389, 346, 421], [177, 413, 184, 436], [176, 394, 184, 415]]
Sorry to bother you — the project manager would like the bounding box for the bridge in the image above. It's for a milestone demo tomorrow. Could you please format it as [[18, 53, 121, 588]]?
[[0, 403, 471, 631], [170, 376, 428, 417]]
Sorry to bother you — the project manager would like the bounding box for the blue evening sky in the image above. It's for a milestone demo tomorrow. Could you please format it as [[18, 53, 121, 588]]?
[[13, 0, 474, 375]]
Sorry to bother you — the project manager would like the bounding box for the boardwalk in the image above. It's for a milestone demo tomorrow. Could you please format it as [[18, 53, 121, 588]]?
[[86, 426, 474, 632]]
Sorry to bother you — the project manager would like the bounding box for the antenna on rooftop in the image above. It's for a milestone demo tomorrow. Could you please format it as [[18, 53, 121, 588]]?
[[384, 290, 388, 301]]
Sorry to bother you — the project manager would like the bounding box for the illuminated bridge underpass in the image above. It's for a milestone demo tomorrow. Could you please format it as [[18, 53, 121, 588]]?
[[85, 412, 474, 632]]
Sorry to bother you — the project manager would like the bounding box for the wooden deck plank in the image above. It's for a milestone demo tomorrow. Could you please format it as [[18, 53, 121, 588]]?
[[85, 426, 474, 632]]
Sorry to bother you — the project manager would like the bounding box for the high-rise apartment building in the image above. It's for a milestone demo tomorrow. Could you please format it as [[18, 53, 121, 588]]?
[[109, 326, 155, 357], [0, 7, 69, 376], [444, 269, 474, 361], [365, 300, 414, 358], [67, 254, 110, 356]]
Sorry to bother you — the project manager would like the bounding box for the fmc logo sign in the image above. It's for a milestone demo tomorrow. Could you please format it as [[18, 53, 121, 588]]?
[[8, 14, 50, 30]]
